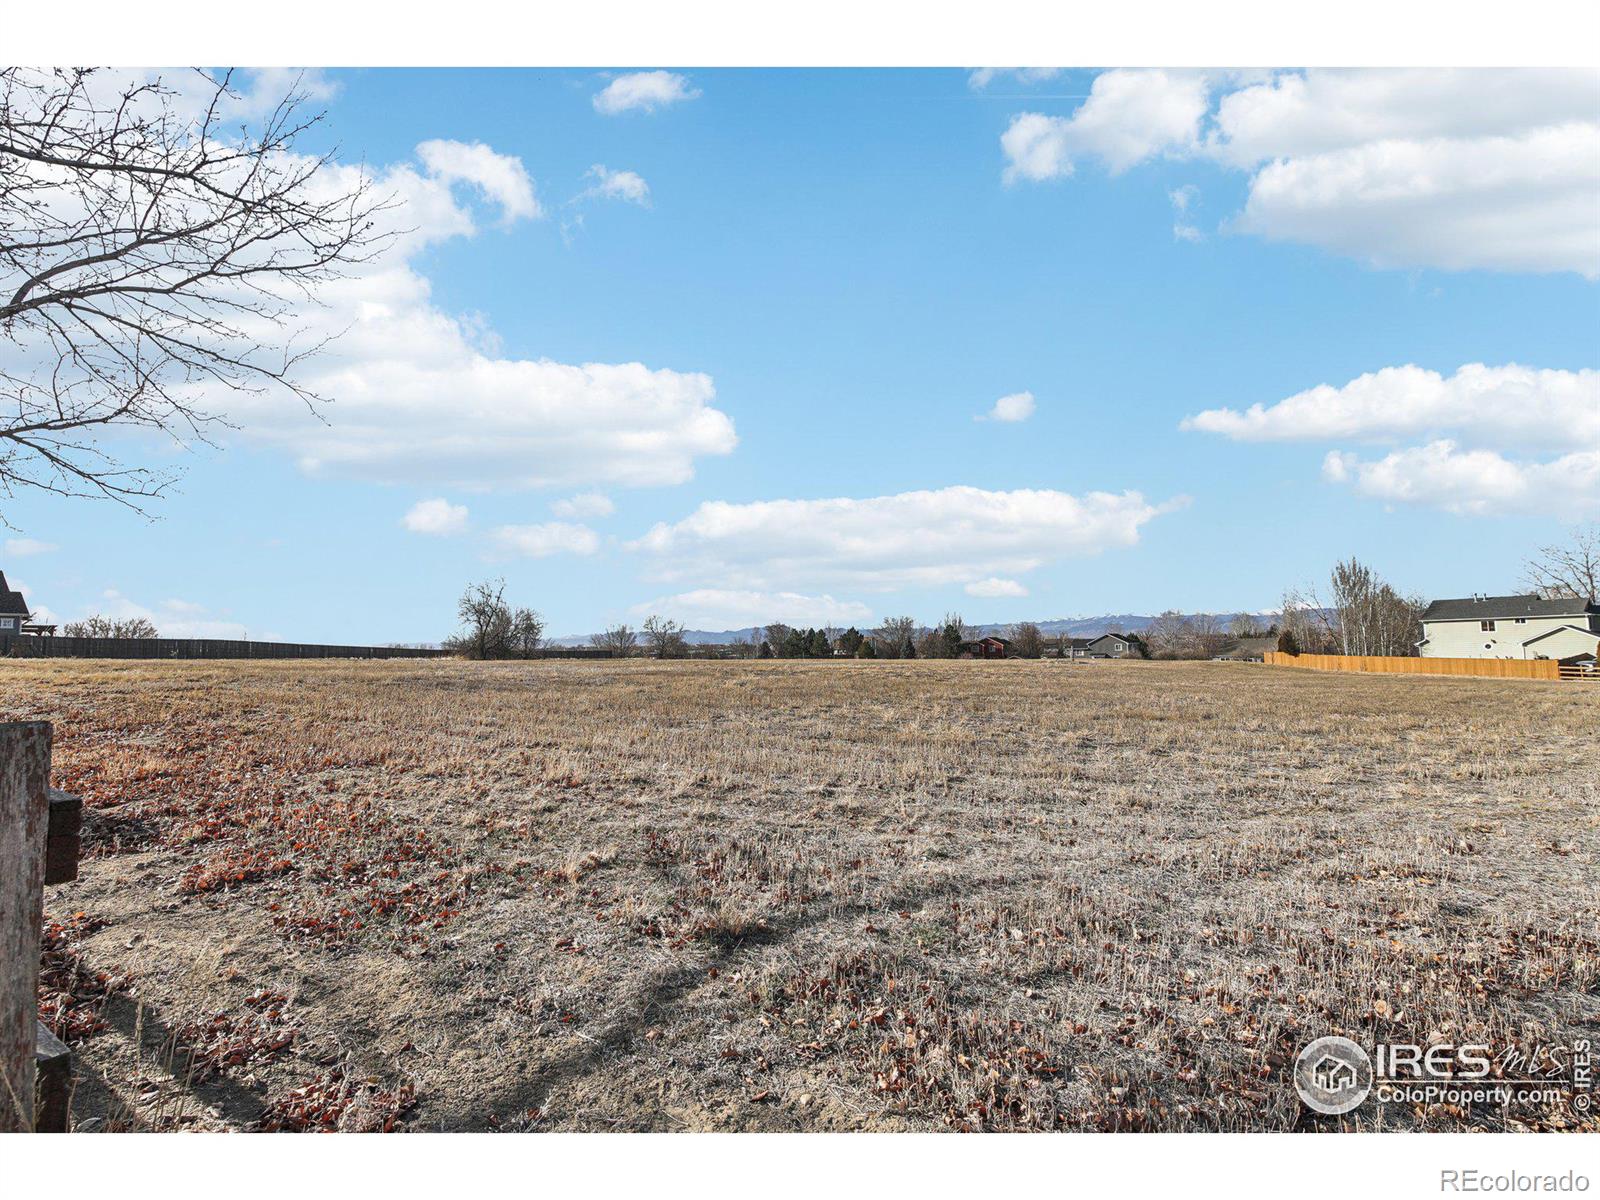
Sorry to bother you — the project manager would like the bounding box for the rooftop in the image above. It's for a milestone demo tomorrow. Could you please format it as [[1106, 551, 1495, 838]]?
[[1421, 594, 1599, 622], [0, 570, 30, 618]]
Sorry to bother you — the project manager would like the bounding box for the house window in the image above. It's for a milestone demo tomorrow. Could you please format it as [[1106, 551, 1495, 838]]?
[[1480, 620, 1496, 632], [0, 618, 12, 630], [1515, 617, 1526, 624]]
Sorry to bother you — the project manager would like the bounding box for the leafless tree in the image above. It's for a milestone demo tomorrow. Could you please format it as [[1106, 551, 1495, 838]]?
[[873, 615, 916, 659], [641, 614, 688, 659], [1009, 621, 1044, 658], [590, 624, 637, 656], [1144, 610, 1189, 659], [448, 579, 512, 659], [63, 614, 156, 638], [1188, 613, 1228, 658], [1325, 558, 1423, 656], [1522, 523, 1600, 601], [510, 607, 544, 658], [0, 67, 387, 516], [1285, 559, 1421, 657], [1144, 611, 1229, 659], [1228, 613, 1265, 639], [1279, 588, 1337, 654]]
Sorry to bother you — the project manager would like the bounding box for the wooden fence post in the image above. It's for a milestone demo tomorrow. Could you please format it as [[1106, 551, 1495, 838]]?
[[1, 721, 50, 1132]]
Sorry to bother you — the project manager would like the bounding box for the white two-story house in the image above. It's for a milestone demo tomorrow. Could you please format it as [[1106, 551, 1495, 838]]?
[[1417, 593, 1600, 662]]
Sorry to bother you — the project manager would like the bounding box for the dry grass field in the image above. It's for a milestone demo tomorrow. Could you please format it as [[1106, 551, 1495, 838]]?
[[3, 658, 1596, 1132]]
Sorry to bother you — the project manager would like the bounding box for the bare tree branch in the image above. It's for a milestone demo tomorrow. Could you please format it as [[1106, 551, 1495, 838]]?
[[0, 67, 392, 516], [1522, 523, 1600, 601]]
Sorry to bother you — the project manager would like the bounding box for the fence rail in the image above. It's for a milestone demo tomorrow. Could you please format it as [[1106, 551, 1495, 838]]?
[[0, 634, 448, 660], [0, 635, 618, 662], [1263, 651, 1569, 680]]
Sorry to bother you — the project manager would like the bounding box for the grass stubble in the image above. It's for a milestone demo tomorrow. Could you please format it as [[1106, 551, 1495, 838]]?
[[3, 658, 1595, 1132]]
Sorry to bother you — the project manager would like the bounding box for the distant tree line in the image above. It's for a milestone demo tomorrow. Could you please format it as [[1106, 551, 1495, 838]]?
[[448, 526, 1598, 666], [1274, 557, 1423, 658], [62, 614, 159, 638]]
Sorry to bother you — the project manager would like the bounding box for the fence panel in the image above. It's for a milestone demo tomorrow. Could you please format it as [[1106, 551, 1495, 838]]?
[[0, 722, 49, 1131], [0, 635, 616, 662], [1263, 651, 1562, 681], [0, 634, 449, 660]]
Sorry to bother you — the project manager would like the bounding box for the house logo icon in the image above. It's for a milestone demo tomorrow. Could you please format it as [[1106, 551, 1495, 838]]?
[[1294, 1036, 1373, 1115]]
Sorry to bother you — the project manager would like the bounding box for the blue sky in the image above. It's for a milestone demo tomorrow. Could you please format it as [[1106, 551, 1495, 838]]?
[[5, 67, 1597, 641]]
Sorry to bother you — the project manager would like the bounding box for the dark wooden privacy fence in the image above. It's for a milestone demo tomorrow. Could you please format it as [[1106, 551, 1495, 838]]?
[[0, 635, 620, 661], [0, 634, 448, 660]]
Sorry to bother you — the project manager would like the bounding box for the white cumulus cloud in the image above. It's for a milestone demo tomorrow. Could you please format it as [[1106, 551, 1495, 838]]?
[[964, 577, 1029, 598], [1323, 442, 1600, 516], [1182, 364, 1600, 453], [1237, 124, 1600, 275], [980, 391, 1036, 422], [4, 537, 57, 557], [579, 165, 651, 206], [215, 143, 736, 490], [1186, 363, 1600, 517], [96, 590, 256, 639], [629, 485, 1182, 591], [968, 68, 1063, 91], [631, 589, 874, 629], [1000, 68, 1600, 276], [550, 492, 616, 519], [491, 522, 601, 558], [1001, 69, 1211, 181], [402, 498, 469, 535], [415, 139, 541, 222], [593, 71, 700, 116]]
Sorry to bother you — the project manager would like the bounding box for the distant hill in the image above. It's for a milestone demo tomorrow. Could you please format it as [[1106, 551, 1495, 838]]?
[[545, 612, 1281, 647]]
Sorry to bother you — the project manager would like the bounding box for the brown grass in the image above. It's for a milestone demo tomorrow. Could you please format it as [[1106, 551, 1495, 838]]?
[[3, 658, 1596, 1132]]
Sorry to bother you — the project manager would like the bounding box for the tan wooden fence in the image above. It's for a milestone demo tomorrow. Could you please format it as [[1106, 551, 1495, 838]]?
[[1262, 651, 1565, 680]]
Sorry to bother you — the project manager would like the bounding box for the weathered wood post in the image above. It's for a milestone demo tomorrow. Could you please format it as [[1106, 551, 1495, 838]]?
[[1, 721, 50, 1132]]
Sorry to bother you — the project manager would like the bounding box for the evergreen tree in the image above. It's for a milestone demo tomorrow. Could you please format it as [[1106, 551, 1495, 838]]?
[[940, 621, 963, 658]]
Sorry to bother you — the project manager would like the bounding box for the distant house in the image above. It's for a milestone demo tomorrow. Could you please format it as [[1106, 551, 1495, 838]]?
[[1060, 636, 1098, 659], [1086, 632, 1146, 659], [1213, 635, 1277, 662], [0, 571, 33, 635], [1418, 594, 1600, 663], [956, 636, 1012, 659]]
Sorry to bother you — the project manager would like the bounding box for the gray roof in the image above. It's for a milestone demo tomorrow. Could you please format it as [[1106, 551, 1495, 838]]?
[[1216, 636, 1278, 657], [0, 571, 29, 617], [1421, 594, 1598, 622]]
